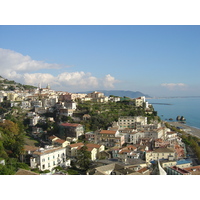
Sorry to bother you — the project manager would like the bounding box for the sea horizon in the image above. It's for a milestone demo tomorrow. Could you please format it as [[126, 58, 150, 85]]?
[[148, 97, 200, 130]]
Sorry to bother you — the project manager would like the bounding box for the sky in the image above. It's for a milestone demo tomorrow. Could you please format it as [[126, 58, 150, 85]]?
[[0, 25, 200, 97]]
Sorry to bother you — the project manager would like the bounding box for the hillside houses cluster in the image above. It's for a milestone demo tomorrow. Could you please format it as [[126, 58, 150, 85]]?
[[0, 83, 197, 175], [20, 112, 191, 175]]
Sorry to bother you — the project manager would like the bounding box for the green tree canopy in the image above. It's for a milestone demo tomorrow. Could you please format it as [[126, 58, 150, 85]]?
[[0, 120, 25, 158], [76, 145, 91, 172]]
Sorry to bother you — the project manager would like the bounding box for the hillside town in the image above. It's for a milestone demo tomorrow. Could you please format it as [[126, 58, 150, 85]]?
[[0, 77, 200, 175]]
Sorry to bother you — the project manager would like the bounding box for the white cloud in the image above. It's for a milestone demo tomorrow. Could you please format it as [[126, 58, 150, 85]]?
[[103, 74, 119, 88], [0, 48, 118, 91], [161, 83, 188, 90], [57, 71, 99, 89], [0, 48, 60, 79]]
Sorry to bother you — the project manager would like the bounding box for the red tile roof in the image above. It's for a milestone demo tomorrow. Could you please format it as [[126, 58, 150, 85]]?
[[33, 147, 65, 155], [137, 167, 149, 174], [49, 135, 58, 140], [69, 142, 84, 148], [119, 149, 131, 154], [86, 143, 101, 149], [126, 145, 137, 150], [100, 130, 116, 134], [77, 146, 94, 152], [24, 145, 39, 152], [184, 165, 200, 172], [60, 123, 80, 127], [54, 139, 66, 144]]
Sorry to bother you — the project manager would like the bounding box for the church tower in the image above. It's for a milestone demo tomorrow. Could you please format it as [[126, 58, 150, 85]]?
[[46, 84, 50, 90]]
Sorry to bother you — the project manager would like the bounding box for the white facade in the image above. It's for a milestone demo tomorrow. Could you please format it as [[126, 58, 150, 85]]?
[[64, 101, 77, 110], [118, 116, 147, 129], [30, 115, 40, 126], [30, 146, 69, 171], [145, 148, 176, 163]]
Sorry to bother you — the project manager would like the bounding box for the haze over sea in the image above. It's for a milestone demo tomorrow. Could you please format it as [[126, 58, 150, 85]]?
[[148, 97, 200, 129]]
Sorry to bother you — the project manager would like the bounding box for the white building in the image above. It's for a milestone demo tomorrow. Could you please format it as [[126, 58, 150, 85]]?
[[118, 116, 147, 129], [30, 115, 40, 126], [30, 146, 70, 171], [64, 101, 77, 110], [145, 147, 176, 163]]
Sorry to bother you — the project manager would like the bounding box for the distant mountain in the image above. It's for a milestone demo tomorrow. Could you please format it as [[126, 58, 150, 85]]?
[[78, 90, 151, 98]]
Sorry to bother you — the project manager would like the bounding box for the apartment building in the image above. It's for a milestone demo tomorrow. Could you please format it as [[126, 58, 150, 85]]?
[[118, 116, 147, 129], [30, 146, 70, 171], [66, 142, 105, 161], [98, 130, 125, 147], [59, 123, 84, 140], [145, 147, 176, 163]]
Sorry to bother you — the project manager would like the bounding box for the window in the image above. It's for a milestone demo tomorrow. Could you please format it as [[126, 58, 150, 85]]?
[[53, 161, 55, 165], [48, 157, 50, 160], [58, 154, 59, 157], [42, 164, 45, 169], [48, 163, 50, 167]]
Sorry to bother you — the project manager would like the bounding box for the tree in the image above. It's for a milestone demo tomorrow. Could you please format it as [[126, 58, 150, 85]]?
[[0, 120, 25, 158], [76, 145, 91, 172]]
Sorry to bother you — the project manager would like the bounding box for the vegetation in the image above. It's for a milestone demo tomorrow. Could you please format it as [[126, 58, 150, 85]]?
[[77, 100, 158, 131], [0, 157, 30, 175], [0, 120, 25, 158], [181, 134, 200, 160], [76, 145, 91, 172], [67, 169, 79, 175], [165, 122, 200, 160], [0, 76, 36, 91]]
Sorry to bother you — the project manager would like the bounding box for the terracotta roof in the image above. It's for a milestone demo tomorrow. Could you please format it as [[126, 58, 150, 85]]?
[[184, 165, 200, 175], [69, 142, 84, 148], [24, 145, 39, 152], [137, 167, 149, 174], [119, 149, 131, 154], [54, 138, 66, 144], [49, 135, 58, 140], [77, 146, 94, 152], [184, 165, 200, 171], [69, 142, 102, 150], [87, 147, 95, 152], [15, 169, 39, 175], [60, 123, 80, 127], [33, 147, 65, 155], [170, 166, 190, 174], [126, 145, 137, 150], [155, 138, 163, 142], [86, 143, 101, 149], [100, 130, 116, 134]]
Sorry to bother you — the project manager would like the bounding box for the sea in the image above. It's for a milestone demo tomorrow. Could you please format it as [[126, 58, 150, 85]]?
[[147, 97, 200, 129]]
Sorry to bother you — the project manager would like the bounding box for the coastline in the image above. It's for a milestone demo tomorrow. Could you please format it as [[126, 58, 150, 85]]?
[[167, 121, 200, 138]]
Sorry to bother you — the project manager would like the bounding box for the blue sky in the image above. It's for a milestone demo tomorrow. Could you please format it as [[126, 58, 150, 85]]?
[[0, 25, 200, 97]]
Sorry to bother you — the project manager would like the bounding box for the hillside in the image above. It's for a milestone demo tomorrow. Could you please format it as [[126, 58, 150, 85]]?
[[0, 76, 36, 91], [78, 90, 151, 98]]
